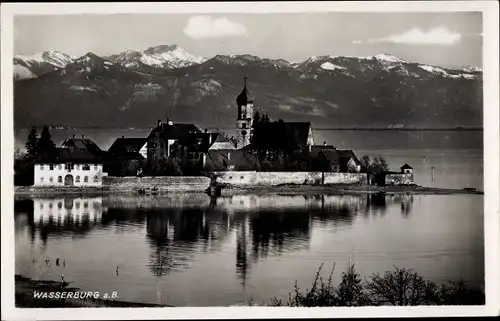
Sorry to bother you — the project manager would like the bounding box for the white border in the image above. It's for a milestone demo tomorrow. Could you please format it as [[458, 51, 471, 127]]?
[[1, 1, 499, 319]]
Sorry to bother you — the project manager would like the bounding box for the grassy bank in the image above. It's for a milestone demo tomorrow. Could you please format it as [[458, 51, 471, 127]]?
[[15, 275, 168, 308]]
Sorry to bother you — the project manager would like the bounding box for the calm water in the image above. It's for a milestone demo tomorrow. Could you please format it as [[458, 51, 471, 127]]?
[[15, 193, 484, 306], [14, 128, 484, 306], [15, 128, 484, 190]]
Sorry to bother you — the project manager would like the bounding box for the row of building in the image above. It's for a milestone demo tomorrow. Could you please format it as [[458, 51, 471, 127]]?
[[32, 78, 412, 187]]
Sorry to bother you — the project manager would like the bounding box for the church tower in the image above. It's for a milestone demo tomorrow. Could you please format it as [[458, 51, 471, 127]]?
[[236, 76, 254, 149]]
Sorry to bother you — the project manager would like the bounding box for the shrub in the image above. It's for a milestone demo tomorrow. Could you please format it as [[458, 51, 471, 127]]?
[[270, 263, 484, 307], [365, 266, 440, 306]]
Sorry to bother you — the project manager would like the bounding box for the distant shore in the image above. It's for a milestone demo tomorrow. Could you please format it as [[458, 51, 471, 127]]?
[[14, 184, 483, 197], [17, 126, 484, 131], [15, 275, 168, 308]]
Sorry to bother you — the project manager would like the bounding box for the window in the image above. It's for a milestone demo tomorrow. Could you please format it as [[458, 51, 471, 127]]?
[[76, 164, 80, 170], [49, 177, 53, 183], [240, 176, 244, 180], [76, 176, 80, 183], [40, 177, 44, 183], [82, 164, 90, 171], [40, 164, 44, 170], [229, 176, 233, 179], [58, 176, 62, 183], [84, 176, 89, 183], [65, 164, 74, 170], [49, 164, 54, 170], [94, 165, 98, 170], [49, 203, 53, 209], [57, 202, 62, 209], [93, 176, 98, 182], [242, 123, 247, 129], [75, 202, 80, 209], [58, 164, 62, 170], [40, 203, 44, 209], [83, 202, 88, 209]]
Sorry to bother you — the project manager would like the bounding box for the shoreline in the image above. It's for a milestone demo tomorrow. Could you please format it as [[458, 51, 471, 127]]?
[[14, 184, 484, 197], [15, 275, 169, 308]]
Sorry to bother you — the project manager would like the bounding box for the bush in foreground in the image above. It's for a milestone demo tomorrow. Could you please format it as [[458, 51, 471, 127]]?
[[269, 263, 484, 306]]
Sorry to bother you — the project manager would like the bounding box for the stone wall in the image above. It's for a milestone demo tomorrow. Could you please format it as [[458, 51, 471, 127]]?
[[385, 173, 414, 186], [214, 171, 367, 186], [324, 172, 367, 185], [103, 176, 211, 192]]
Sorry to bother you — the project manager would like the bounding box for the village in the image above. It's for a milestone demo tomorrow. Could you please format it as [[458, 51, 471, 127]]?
[[17, 77, 415, 191]]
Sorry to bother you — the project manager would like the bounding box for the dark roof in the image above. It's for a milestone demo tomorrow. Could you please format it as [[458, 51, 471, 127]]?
[[206, 149, 256, 170], [236, 78, 254, 106], [61, 138, 104, 156], [337, 149, 361, 163], [34, 147, 104, 164], [147, 122, 201, 141], [108, 138, 146, 155], [401, 163, 413, 170], [318, 150, 340, 166], [310, 145, 335, 158], [251, 121, 312, 151]]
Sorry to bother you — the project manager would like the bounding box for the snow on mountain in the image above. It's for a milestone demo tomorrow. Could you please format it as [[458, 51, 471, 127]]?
[[371, 53, 405, 63], [320, 61, 346, 71], [114, 45, 206, 70], [15, 51, 75, 69], [462, 66, 482, 73], [13, 65, 36, 80], [419, 64, 477, 79]]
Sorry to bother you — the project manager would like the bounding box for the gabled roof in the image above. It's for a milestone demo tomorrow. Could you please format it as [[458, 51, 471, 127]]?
[[108, 138, 147, 155], [147, 123, 201, 141], [318, 149, 340, 166], [62, 138, 104, 157], [401, 163, 413, 170], [337, 149, 361, 163], [34, 147, 104, 164], [310, 144, 335, 158]]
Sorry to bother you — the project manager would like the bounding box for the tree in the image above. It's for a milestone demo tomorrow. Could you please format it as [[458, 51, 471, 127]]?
[[365, 266, 438, 306], [335, 263, 370, 306], [37, 126, 56, 154], [25, 126, 39, 157], [361, 155, 389, 174]]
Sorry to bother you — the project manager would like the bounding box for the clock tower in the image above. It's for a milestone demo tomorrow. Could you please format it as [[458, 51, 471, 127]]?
[[236, 76, 254, 149]]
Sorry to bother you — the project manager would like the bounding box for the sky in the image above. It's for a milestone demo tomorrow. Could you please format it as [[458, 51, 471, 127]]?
[[14, 12, 482, 68]]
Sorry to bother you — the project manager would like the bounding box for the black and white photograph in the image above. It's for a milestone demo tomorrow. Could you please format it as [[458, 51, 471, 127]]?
[[1, 1, 499, 319]]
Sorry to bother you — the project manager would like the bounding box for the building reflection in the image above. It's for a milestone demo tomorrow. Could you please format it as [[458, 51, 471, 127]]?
[[15, 192, 414, 283], [17, 197, 107, 244]]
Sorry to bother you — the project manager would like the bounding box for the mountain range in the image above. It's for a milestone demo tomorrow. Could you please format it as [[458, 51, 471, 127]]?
[[14, 45, 483, 129]]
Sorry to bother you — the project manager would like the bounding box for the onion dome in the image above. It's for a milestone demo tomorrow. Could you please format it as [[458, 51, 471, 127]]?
[[236, 76, 254, 106]]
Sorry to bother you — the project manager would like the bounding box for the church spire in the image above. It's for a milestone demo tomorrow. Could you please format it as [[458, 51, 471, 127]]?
[[236, 76, 253, 107]]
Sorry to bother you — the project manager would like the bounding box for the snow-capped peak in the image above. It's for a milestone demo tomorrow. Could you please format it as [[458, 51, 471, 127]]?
[[320, 61, 346, 71], [114, 44, 206, 70], [14, 50, 75, 68], [462, 66, 482, 73], [372, 53, 404, 63]]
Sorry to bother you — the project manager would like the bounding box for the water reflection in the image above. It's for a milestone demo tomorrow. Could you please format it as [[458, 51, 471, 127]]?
[[15, 192, 414, 282]]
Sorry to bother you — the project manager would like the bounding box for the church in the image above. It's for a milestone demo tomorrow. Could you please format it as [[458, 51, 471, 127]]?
[[235, 77, 315, 152]]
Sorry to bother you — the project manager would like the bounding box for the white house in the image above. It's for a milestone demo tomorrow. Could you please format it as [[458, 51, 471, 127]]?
[[34, 137, 107, 187]]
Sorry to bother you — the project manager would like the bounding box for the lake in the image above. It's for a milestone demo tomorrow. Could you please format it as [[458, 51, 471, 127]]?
[[13, 128, 484, 306], [15, 193, 484, 306], [14, 128, 484, 190]]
